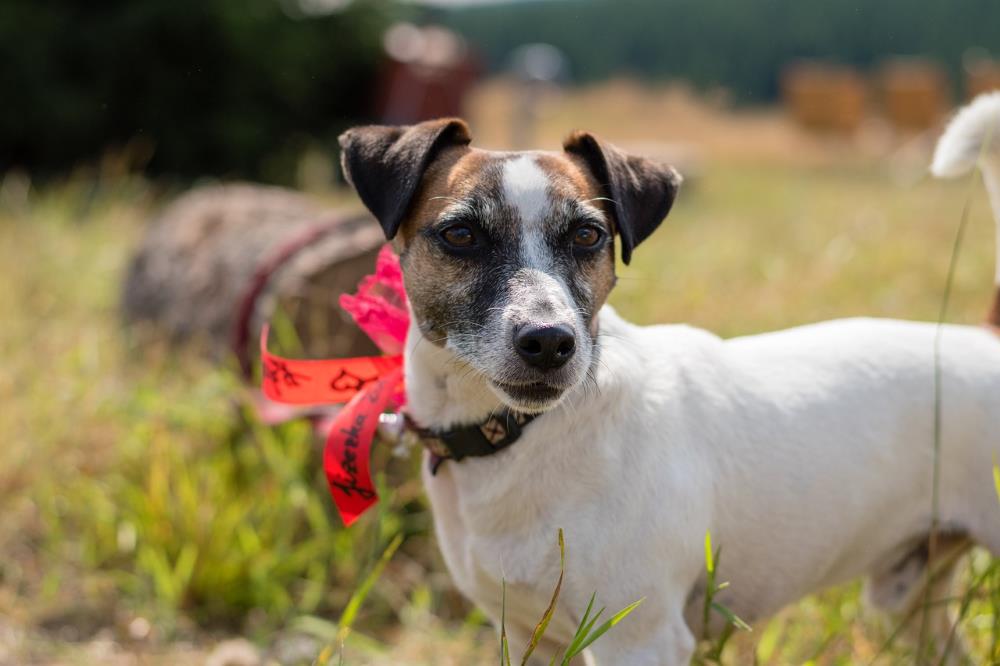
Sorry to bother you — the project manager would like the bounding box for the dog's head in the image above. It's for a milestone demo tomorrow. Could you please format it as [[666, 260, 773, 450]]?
[[339, 118, 681, 413]]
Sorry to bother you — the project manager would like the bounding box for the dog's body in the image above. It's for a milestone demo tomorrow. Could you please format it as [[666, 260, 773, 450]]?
[[339, 93, 1000, 664], [417, 314, 999, 662]]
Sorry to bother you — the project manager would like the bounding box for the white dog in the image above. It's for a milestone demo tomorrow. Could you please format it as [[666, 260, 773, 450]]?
[[337, 93, 1000, 665]]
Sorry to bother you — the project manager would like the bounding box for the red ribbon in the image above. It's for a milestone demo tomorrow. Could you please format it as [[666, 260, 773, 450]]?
[[259, 245, 409, 526], [261, 328, 404, 526]]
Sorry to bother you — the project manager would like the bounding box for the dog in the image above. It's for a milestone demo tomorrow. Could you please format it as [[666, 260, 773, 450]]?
[[336, 93, 1000, 665]]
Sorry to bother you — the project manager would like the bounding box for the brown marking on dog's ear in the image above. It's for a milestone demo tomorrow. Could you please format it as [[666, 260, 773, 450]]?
[[562, 131, 681, 264], [338, 118, 472, 240]]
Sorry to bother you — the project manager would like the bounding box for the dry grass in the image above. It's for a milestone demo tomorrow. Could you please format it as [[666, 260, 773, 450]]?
[[1, 81, 998, 664]]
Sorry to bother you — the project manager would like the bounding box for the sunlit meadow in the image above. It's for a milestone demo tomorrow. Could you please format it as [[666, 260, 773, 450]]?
[[1, 82, 998, 664]]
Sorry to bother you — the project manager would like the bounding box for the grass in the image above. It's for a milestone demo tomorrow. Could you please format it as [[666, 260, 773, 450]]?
[[0, 173, 445, 663], [498, 529, 646, 666], [696, 532, 751, 665], [2, 85, 1000, 664]]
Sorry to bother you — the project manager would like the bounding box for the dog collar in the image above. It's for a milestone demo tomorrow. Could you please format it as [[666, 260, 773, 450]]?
[[403, 410, 536, 474]]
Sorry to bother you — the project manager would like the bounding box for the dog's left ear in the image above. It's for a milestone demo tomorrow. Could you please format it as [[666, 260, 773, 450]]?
[[339, 118, 472, 239], [563, 131, 682, 264]]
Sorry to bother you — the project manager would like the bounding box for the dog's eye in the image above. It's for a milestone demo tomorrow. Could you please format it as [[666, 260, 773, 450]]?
[[572, 225, 603, 248], [440, 224, 475, 248]]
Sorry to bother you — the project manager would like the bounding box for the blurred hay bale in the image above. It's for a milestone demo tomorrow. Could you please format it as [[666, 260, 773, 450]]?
[[123, 184, 383, 371], [966, 59, 1000, 99], [880, 58, 950, 131], [781, 62, 867, 133]]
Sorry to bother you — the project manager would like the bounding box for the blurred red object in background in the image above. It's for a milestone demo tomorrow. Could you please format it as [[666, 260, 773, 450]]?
[[375, 23, 481, 124]]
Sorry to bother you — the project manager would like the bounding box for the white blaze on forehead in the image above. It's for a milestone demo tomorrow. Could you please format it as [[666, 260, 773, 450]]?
[[502, 155, 551, 226], [502, 154, 553, 269]]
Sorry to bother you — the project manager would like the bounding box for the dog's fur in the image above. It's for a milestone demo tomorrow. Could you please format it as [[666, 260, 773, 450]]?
[[338, 95, 1000, 665]]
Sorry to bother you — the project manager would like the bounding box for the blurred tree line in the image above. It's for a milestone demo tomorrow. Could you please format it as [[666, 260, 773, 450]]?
[[435, 0, 1000, 102], [4, 0, 998, 181], [0, 0, 394, 182]]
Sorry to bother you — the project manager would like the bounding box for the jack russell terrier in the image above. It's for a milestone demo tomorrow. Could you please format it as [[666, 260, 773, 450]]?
[[337, 92, 1000, 665]]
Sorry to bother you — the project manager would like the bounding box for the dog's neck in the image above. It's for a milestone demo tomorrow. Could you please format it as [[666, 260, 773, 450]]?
[[403, 317, 508, 431]]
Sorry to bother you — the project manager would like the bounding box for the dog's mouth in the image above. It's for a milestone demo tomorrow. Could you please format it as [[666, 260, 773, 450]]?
[[489, 380, 566, 412]]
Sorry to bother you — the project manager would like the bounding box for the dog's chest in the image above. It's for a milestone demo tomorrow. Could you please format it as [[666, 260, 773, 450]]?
[[423, 451, 569, 581], [421, 431, 609, 633]]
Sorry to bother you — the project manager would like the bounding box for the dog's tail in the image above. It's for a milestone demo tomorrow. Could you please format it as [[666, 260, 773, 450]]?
[[931, 91, 1000, 327]]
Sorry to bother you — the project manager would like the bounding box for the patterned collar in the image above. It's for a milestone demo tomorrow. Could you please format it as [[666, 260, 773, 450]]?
[[403, 409, 536, 474]]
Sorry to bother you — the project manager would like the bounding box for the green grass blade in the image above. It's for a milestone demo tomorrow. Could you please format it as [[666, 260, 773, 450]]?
[[993, 458, 1000, 505], [560, 592, 601, 662], [520, 529, 565, 665], [173, 542, 198, 595], [314, 533, 404, 666], [562, 607, 605, 663], [563, 598, 644, 660], [710, 601, 752, 632], [575, 592, 597, 635], [501, 578, 512, 666], [336, 533, 403, 643], [704, 530, 715, 574], [701, 539, 721, 642]]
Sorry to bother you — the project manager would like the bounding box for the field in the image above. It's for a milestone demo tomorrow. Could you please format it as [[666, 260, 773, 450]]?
[[2, 81, 999, 665]]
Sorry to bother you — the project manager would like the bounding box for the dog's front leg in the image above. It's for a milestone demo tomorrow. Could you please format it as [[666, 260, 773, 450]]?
[[585, 600, 695, 666]]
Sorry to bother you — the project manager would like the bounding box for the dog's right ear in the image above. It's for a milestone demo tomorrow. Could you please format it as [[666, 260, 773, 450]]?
[[338, 118, 472, 240]]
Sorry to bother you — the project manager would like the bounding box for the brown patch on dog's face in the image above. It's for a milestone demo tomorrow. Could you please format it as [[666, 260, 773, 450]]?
[[394, 147, 617, 412], [396, 145, 488, 342], [542, 151, 619, 336]]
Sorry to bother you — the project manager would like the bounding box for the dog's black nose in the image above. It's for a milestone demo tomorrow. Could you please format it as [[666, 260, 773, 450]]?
[[514, 324, 576, 370]]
